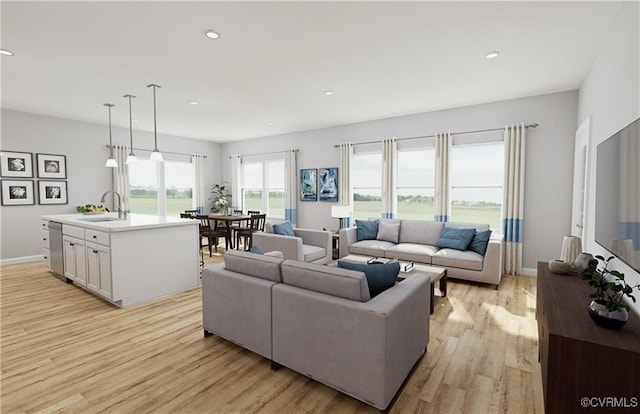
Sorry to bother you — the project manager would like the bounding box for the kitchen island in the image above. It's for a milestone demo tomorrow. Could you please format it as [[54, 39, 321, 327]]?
[[41, 213, 200, 308]]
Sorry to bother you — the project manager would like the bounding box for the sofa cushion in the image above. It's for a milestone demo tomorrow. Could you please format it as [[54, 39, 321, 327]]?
[[349, 239, 396, 257], [384, 243, 439, 264], [337, 260, 400, 297], [273, 221, 295, 237], [280, 260, 370, 302], [399, 220, 444, 245], [356, 219, 379, 241], [468, 229, 492, 256], [302, 244, 326, 262], [377, 220, 400, 243], [445, 222, 490, 232], [435, 227, 476, 251], [249, 245, 263, 254], [223, 250, 284, 282], [432, 248, 484, 271]]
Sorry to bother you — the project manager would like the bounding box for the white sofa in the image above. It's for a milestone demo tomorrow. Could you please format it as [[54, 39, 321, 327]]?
[[340, 220, 504, 287]]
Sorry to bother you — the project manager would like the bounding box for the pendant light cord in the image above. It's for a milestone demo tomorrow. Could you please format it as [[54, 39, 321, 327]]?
[[124, 94, 136, 156]]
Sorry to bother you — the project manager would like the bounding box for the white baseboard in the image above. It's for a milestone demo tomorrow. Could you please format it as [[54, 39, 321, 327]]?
[[521, 267, 537, 277], [1, 255, 43, 266]]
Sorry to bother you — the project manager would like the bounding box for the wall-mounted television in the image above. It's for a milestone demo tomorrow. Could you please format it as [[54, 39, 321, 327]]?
[[594, 117, 640, 274]]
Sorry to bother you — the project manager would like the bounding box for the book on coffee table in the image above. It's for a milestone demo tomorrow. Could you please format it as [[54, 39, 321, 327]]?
[[399, 261, 415, 273], [367, 257, 392, 265]]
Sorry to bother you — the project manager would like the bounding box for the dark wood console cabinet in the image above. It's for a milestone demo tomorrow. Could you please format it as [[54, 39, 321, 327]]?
[[536, 262, 640, 413]]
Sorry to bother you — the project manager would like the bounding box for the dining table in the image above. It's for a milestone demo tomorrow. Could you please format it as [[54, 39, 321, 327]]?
[[208, 214, 252, 249]]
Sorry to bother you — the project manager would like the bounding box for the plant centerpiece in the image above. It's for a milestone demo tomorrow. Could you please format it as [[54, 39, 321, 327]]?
[[210, 182, 232, 214], [581, 255, 640, 329]]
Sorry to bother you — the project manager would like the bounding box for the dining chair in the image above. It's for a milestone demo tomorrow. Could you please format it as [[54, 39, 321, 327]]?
[[235, 213, 267, 251], [196, 214, 230, 256], [183, 209, 199, 216], [233, 210, 261, 249]]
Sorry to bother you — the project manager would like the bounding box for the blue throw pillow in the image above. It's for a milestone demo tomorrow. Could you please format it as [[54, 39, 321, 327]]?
[[435, 227, 476, 251], [337, 260, 400, 297], [273, 221, 295, 237], [249, 245, 264, 255], [468, 229, 492, 256], [356, 219, 379, 241]]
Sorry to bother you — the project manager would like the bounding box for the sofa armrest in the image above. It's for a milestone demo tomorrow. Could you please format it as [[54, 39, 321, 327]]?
[[339, 227, 357, 258], [271, 273, 430, 409], [252, 232, 304, 261], [294, 228, 332, 253], [482, 233, 504, 283]]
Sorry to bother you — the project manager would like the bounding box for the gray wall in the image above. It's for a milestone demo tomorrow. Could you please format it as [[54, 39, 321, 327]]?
[[578, 2, 640, 315], [222, 90, 579, 273], [0, 109, 221, 262]]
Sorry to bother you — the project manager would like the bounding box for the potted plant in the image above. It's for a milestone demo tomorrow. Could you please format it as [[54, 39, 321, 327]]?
[[210, 182, 232, 214], [581, 255, 640, 329]]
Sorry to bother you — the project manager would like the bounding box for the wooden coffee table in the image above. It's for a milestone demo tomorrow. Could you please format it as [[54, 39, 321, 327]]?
[[340, 255, 447, 314]]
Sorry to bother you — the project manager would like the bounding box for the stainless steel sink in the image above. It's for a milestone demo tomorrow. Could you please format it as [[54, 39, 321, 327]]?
[[79, 216, 120, 222]]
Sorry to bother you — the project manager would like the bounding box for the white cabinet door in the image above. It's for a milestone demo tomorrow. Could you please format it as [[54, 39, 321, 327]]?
[[86, 243, 112, 299], [63, 236, 86, 286]]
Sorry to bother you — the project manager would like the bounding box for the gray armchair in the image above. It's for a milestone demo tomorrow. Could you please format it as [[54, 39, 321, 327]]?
[[253, 227, 332, 264]]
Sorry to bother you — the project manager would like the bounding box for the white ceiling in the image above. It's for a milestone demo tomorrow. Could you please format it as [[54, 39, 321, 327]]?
[[1, 1, 623, 143]]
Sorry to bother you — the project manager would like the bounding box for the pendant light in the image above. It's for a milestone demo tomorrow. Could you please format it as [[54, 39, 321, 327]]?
[[147, 83, 163, 162], [104, 103, 118, 168], [123, 94, 137, 164]]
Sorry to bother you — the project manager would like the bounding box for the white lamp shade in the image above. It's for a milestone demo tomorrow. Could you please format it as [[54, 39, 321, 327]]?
[[126, 154, 138, 165], [331, 205, 351, 218], [149, 150, 163, 162], [105, 157, 118, 168]]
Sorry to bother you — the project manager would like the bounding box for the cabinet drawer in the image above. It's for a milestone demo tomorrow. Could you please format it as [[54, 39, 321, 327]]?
[[43, 247, 50, 268], [42, 230, 49, 248], [63, 225, 85, 239], [41, 219, 49, 230], [85, 229, 110, 246]]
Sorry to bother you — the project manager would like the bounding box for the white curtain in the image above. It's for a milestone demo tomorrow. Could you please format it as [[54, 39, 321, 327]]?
[[284, 149, 297, 225], [434, 132, 451, 222], [113, 145, 130, 213], [192, 154, 206, 213], [382, 138, 397, 219], [229, 154, 242, 212], [338, 142, 354, 226], [503, 123, 526, 275]]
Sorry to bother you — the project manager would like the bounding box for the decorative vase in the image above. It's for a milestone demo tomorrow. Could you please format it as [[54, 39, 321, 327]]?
[[587, 301, 628, 329], [560, 235, 582, 264], [548, 259, 571, 274], [573, 252, 594, 274]]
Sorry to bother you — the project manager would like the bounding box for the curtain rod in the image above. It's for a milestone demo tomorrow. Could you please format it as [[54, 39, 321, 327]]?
[[228, 149, 299, 159], [332, 123, 539, 148], [105, 144, 207, 158]]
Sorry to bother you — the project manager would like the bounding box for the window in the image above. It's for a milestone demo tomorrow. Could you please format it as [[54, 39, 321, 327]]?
[[397, 148, 435, 219], [450, 142, 504, 231], [164, 161, 193, 217], [353, 151, 382, 220], [241, 157, 285, 218], [128, 159, 194, 217], [128, 159, 159, 216]]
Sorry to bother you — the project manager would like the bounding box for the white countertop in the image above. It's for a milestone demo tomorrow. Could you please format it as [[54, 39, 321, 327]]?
[[42, 213, 199, 232]]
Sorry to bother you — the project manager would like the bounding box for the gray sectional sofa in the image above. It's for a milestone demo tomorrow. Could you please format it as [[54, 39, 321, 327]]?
[[202, 250, 431, 411], [339, 220, 504, 287]]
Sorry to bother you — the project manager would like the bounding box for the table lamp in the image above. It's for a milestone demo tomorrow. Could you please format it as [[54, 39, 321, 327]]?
[[331, 205, 351, 230]]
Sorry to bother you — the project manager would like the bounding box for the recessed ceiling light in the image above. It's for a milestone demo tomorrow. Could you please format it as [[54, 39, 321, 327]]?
[[485, 51, 499, 59], [324, 90, 334, 96], [205, 30, 220, 39], [0, 49, 14, 56], [189, 101, 198, 105], [268, 122, 275, 126]]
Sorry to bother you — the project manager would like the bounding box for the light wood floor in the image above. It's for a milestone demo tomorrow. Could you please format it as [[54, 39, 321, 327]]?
[[1, 251, 544, 413]]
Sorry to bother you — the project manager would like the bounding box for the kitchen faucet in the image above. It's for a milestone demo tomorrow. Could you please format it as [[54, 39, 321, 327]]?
[[100, 190, 126, 219]]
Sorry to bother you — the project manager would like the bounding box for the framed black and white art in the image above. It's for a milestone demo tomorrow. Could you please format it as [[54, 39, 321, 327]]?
[[38, 181, 68, 205], [37, 153, 67, 179], [1, 180, 35, 205], [0, 150, 33, 178]]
